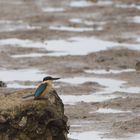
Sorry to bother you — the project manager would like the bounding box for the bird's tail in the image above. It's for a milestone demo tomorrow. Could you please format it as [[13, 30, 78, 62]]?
[[22, 94, 34, 99]]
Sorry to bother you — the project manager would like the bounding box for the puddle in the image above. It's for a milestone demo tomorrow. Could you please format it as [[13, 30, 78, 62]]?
[[96, 0, 113, 6], [60, 74, 140, 104], [69, 131, 140, 140], [0, 69, 46, 82], [71, 124, 82, 127], [119, 87, 140, 94], [8, 82, 35, 89], [44, 37, 120, 56], [60, 76, 140, 104], [12, 53, 47, 58], [59, 77, 140, 94], [69, 18, 105, 31], [69, 18, 106, 26], [85, 69, 135, 74], [0, 37, 117, 56], [70, 120, 94, 127], [133, 16, 140, 24], [69, 18, 83, 24], [0, 37, 140, 57], [70, 0, 93, 7], [60, 94, 117, 105], [0, 20, 40, 32], [94, 108, 131, 114], [0, 38, 46, 48], [49, 25, 94, 32], [136, 37, 140, 43], [59, 77, 125, 90], [60, 70, 139, 105], [70, 0, 113, 8], [34, 0, 67, 13], [69, 131, 114, 140], [128, 134, 140, 140], [42, 7, 64, 12], [115, 4, 140, 10]]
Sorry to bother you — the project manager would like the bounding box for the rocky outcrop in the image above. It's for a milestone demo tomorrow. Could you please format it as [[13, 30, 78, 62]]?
[[0, 81, 6, 87], [0, 90, 69, 140], [135, 61, 140, 71]]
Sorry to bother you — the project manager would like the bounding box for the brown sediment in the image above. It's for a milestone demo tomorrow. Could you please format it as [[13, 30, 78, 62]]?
[[0, 0, 139, 139]]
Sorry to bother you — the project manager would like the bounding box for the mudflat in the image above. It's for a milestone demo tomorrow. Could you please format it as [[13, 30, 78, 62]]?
[[0, 0, 140, 139]]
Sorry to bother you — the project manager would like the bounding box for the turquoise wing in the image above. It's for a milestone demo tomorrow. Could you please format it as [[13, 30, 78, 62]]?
[[34, 83, 48, 97]]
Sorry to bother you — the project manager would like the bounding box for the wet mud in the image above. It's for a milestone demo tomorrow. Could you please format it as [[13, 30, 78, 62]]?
[[0, 0, 140, 139]]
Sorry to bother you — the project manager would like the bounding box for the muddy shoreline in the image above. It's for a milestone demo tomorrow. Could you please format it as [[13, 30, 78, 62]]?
[[0, 0, 140, 139]]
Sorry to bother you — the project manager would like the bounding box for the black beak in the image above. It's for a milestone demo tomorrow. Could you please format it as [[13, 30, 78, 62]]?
[[43, 76, 60, 81], [52, 77, 60, 80]]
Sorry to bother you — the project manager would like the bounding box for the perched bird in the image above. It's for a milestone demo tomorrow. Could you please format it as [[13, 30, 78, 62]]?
[[23, 76, 60, 99]]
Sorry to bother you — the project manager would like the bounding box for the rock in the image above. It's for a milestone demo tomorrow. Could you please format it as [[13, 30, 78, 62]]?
[[0, 90, 69, 140], [135, 61, 140, 71], [0, 81, 6, 87], [96, 56, 105, 62], [89, 0, 97, 2]]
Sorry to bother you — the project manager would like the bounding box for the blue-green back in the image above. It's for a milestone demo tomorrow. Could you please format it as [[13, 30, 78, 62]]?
[[34, 83, 48, 97]]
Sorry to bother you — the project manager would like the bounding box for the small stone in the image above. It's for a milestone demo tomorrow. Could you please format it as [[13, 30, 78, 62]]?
[[83, 116, 87, 119], [19, 116, 27, 127], [135, 61, 140, 71], [0, 115, 7, 123], [96, 56, 105, 62], [0, 81, 6, 87], [36, 127, 45, 134]]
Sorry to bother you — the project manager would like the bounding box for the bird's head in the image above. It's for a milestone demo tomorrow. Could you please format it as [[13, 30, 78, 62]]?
[[43, 76, 60, 82]]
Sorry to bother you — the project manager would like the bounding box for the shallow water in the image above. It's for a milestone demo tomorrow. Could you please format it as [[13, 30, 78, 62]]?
[[69, 131, 140, 140], [1, 68, 140, 94], [60, 76, 140, 93], [70, 0, 113, 8], [70, 0, 93, 7], [94, 108, 131, 114], [12, 53, 47, 58], [0, 69, 47, 88], [8, 82, 35, 88], [45, 37, 118, 56], [96, 0, 113, 6], [59, 77, 123, 104], [69, 18, 83, 24], [115, 4, 140, 10], [136, 37, 140, 43], [49, 25, 94, 32], [119, 86, 140, 94], [59, 76, 140, 105], [133, 16, 140, 24], [0, 37, 117, 56], [1, 1, 139, 140], [85, 69, 135, 74], [0, 20, 40, 32], [0, 38, 46, 48], [60, 93, 117, 105], [0, 69, 46, 82], [59, 77, 125, 90], [69, 131, 114, 140], [0, 37, 140, 57], [42, 7, 64, 12], [69, 18, 105, 26]]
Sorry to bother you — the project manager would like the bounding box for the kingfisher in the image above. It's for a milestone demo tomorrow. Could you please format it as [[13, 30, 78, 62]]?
[[23, 76, 60, 99]]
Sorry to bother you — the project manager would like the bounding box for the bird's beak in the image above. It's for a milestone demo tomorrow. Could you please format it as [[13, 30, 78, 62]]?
[[52, 77, 60, 80]]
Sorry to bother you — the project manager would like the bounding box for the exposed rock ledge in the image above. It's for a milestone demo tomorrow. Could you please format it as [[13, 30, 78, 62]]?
[[0, 90, 69, 140]]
